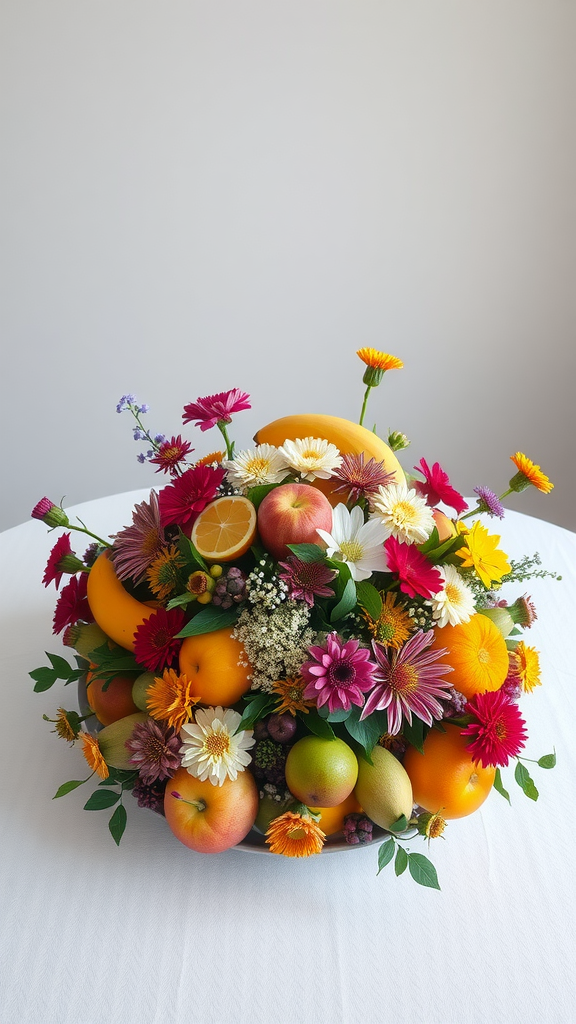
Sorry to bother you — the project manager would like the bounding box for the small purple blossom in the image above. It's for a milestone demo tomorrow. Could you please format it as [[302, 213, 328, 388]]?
[[301, 632, 377, 713], [116, 394, 136, 413], [137, 453, 147, 463], [154, 434, 166, 444], [473, 486, 505, 519], [133, 429, 144, 440], [278, 555, 337, 607], [139, 404, 149, 414]]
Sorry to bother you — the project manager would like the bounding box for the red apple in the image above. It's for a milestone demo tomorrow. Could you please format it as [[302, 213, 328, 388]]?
[[164, 767, 259, 853], [257, 482, 333, 560]]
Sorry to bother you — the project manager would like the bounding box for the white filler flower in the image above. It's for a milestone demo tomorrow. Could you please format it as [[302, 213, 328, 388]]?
[[278, 436, 342, 481], [430, 564, 476, 628], [317, 503, 389, 582], [180, 707, 255, 787], [370, 480, 435, 545], [223, 443, 289, 489]]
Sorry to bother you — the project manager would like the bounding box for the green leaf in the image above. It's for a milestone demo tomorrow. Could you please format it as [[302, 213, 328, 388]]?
[[303, 710, 335, 739], [408, 852, 441, 890], [493, 768, 511, 804], [235, 693, 276, 732], [176, 606, 239, 638], [47, 652, 75, 678], [166, 592, 197, 610], [344, 706, 386, 760], [388, 814, 408, 833], [324, 707, 352, 723], [330, 577, 357, 622], [377, 838, 395, 874], [285, 543, 328, 563], [417, 527, 440, 555], [84, 789, 121, 810], [30, 667, 58, 692], [177, 530, 209, 572], [53, 779, 87, 799], [514, 761, 539, 801], [355, 580, 382, 620], [109, 804, 127, 846], [246, 483, 281, 509], [538, 751, 557, 769], [88, 644, 140, 675], [402, 715, 425, 754], [395, 846, 408, 876], [101, 767, 138, 786]]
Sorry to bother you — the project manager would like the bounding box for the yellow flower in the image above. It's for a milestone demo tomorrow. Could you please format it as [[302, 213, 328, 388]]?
[[265, 811, 326, 858], [356, 348, 403, 372], [510, 452, 554, 494], [511, 641, 541, 693], [146, 544, 185, 601], [364, 592, 414, 649], [80, 733, 109, 779], [146, 668, 198, 731], [455, 521, 511, 589], [272, 677, 315, 716], [194, 451, 225, 467]]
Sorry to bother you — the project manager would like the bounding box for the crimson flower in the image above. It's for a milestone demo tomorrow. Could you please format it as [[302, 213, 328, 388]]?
[[43, 533, 82, 589], [133, 607, 186, 672], [461, 690, 528, 768], [52, 574, 94, 634], [413, 458, 468, 515], [384, 536, 443, 599], [301, 632, 377, 713], [277, 555, 337, 607], [149, 435, 194, 475], [182, 389, 251, 432], [158, 465, 225, 528]]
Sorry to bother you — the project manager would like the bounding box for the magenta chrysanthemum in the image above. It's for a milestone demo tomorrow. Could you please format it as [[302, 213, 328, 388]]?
[[52, 574, 94, 634], [125, 719, 182, 784], [133, 607, 186, 672], [301, 632, 377, 713], [331, 452, 396, 504], [182, 389, 251, 431], [158, 465, 225, 528], [384, 536, 443, 599], [461, 690, 528, 768], [149, 435, 194, 475], [112, 491, 166, 584], [413, 458, 468, 515], [43, 533, 75, 589], [277, 555, 337, 607], [361, 630, 454, 732]]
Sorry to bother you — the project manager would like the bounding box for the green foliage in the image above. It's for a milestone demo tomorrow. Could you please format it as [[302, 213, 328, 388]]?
[[177, 530, 209, 572], [30, 653, 84, 692], [53, 779, 87, 799], [235, 692, 276, 732], [388, 814, 408, 833], [376, 837, 441, 889], [176, 605, 239, 638], [407, 852, 441, 890], [286, 543, 327, 563], [377, 838, 395, 874], [395, 846, 408, 876], [355, 580, 382, 620], [303, 710, 335, 739], [330, 578, 357, 623], [538, 751, 557, 769], [493, 768, 511, 804], [514, 761, 539, 801], [109, 804, 127, 846], [84, 789, 121, 810], [246, 483, 281, 509], [344, 706, 386, 760]]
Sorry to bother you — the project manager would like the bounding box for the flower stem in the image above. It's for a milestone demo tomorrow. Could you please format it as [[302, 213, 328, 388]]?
[[73, 518, 111, 548], [359, 385, 372, 427], [217, 421, 234, 460]]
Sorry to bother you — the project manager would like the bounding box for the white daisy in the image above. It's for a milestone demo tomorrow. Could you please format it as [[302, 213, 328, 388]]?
[[430, 564, 476, 628], [317, 503, 389, 582], [180, 706, 255, 787], [278, 436, 342, 481], [370, 480, 435, 545], [223, 443, 289, 489]]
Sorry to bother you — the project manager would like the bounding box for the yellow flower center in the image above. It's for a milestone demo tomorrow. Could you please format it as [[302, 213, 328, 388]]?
[[246, 456, 272, 475], [391, 500, 419, 526], [389, 663, 418, 694], [339, 539, 364, 562], [302, 448, 322, 460], [477, 647, 490, 664], [287, 827, 307, 840], [205, 732, 230, 758], [444, 582, 460, 603]]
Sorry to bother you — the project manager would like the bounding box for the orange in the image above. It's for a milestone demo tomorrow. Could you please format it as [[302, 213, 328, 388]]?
[[403, 727, 495, 819], [191, 495, 257, 562], [178, 627, 252, 705], [86, 670, 140, 726], [309, 791, 363, 836], [431, 613, 509, 699]]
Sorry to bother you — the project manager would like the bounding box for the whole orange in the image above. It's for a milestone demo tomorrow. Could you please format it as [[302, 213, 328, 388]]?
[[431, 613, 509, 699], [178, 628, 252, 706], [403, 727, 495, 819], [309, 791, 363, 836], [86, 670, 140, 726]]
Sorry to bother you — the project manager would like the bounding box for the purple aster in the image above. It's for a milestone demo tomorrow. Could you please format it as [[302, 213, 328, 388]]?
[[116, 394, 136, 413], [125, 719, 182, 785], [331, 452, 396, 504], [361, 630, 454, 733], [473, 486, 505, 519], [111, 490, 166, 583], [182, 389, 251, 431], [277, 555, 337, 607], [301, 632, 378, 713]]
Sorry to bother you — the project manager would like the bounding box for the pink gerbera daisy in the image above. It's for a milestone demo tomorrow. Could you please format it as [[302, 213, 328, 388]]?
[[43, 533, 84, 589], [461, 690, 528, 768], [182, 389, 251, 431], [52, 574, 94, 634], [361, 630, 454, 732], [413, 458, 468, 515], [112, 491, 166, 584], [158, 465, 225, 528], [331, 452, 396, 504], [133, 607, 186, 672], [301, 632, 378, 713], [149, 435, 194, 475], [384, 536, 443, 599]]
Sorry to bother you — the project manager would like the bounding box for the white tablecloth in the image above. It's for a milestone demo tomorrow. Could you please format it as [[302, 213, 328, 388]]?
[[1, 490, 575, 1024]]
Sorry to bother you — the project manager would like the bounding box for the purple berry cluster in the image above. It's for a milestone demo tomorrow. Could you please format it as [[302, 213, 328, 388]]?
[[342, 812, 374, 845], [212, 567, 247, 608]]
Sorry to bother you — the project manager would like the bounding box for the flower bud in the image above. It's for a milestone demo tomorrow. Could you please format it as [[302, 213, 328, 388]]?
[[31, 498, 70, 528], [387, 430, 410, 452]]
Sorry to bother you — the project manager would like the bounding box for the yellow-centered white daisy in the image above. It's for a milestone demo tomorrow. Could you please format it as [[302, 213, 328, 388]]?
[[223, 443, 289, 489], [317, 503, 389, 582], [278, 436, 342, 481], [430, 564, 476, 628], [180, 707, 255, 787], [370, 481, 435, 545]]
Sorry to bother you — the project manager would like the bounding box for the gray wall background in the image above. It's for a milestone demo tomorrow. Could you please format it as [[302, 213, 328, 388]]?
[[2, 0, 575, 533]]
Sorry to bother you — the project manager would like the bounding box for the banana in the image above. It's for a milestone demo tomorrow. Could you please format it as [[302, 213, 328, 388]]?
[[86, 551, 154, 652]]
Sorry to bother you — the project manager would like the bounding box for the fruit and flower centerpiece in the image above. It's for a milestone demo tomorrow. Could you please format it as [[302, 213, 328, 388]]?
[[30, 349, 557, 889]]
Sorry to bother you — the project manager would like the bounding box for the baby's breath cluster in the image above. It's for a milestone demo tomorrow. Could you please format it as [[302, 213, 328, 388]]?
[[233, 595, 317, 692]]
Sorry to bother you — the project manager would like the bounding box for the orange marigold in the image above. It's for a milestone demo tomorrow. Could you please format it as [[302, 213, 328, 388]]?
[[265, 811, 326, 858], [511, 641, 541, 693], [194, 451, 225, 467], [510, 452, 554, 494], [272, 677, 315, 716], [146, 668, 198, 731], [356, 348, 403, 372], [80, 733, 109, 779]]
